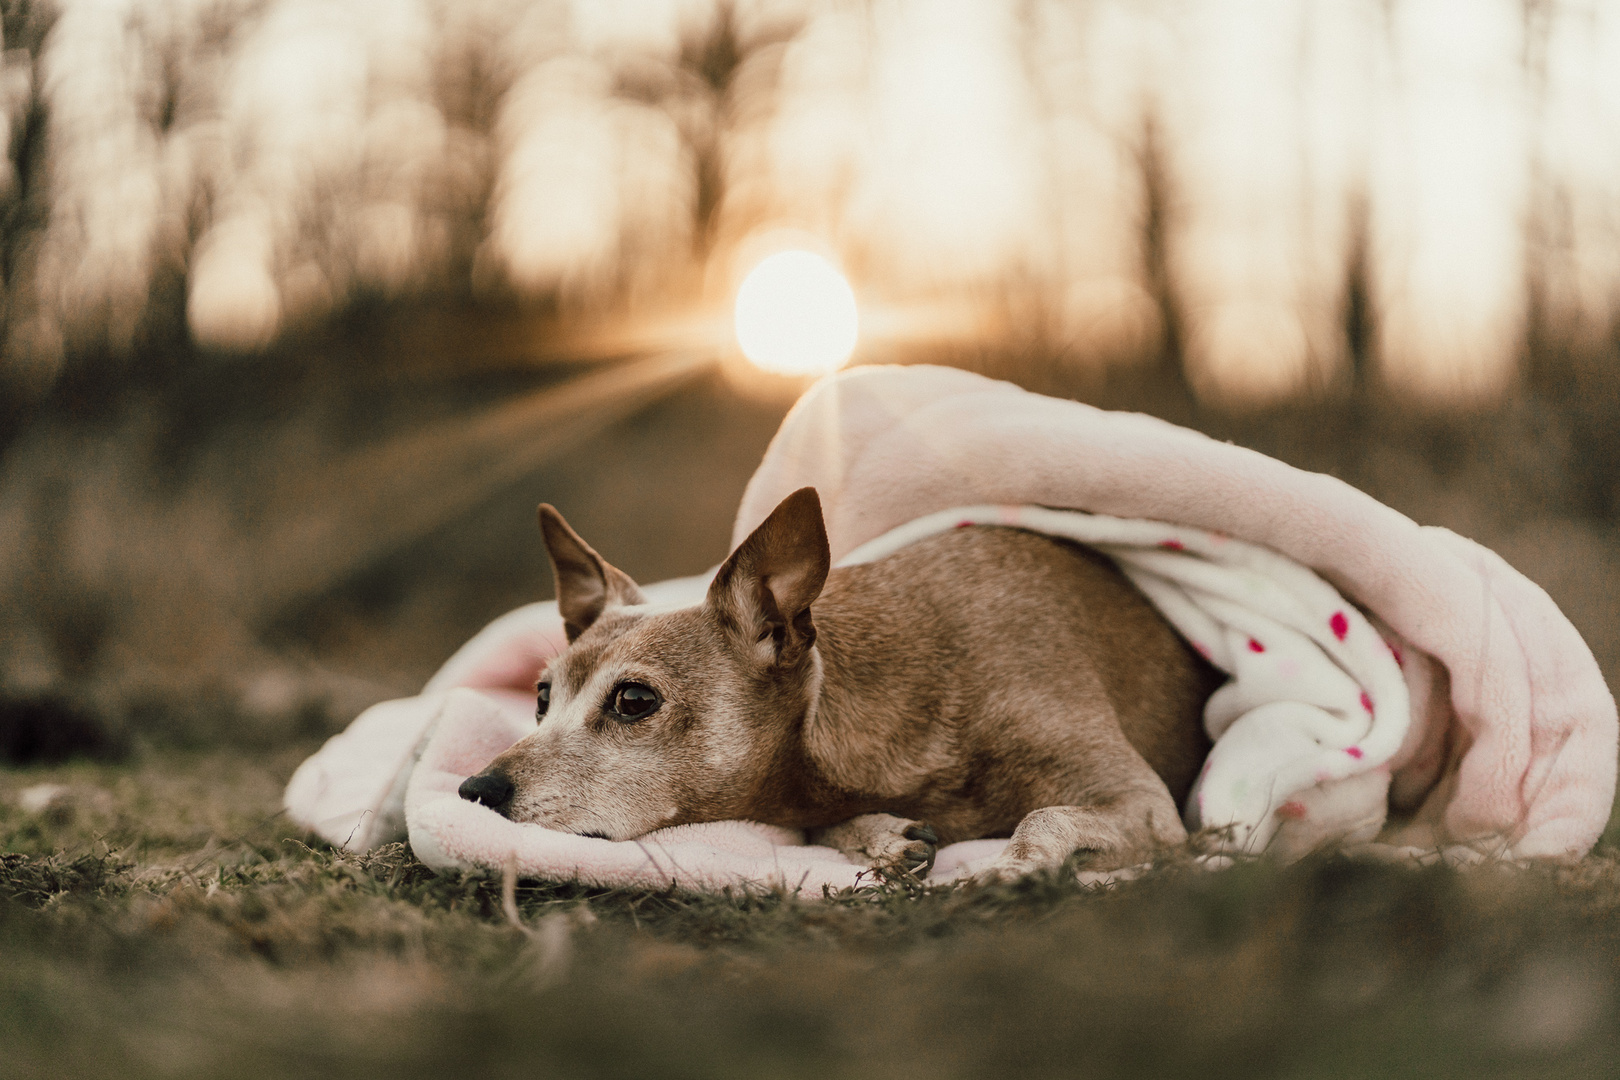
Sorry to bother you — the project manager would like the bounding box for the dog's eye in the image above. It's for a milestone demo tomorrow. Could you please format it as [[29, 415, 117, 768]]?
[[536, 682, 551, 720], [609, 682, 661, 721]]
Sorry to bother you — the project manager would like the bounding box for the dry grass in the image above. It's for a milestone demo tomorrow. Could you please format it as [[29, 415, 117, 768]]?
[[4, 747, 1620, 1080]]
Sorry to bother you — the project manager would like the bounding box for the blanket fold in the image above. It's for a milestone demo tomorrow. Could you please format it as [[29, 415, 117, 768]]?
[[285, 364, 1617, 891]]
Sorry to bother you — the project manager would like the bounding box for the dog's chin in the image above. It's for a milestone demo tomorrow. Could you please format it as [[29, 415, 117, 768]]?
[[510, 807, 618, 840], [501, 802, 554, 827], [504, 800, 649, 840]]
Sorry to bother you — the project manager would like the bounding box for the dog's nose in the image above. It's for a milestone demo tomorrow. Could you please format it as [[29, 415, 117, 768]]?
[[458, 771, 514, 810]]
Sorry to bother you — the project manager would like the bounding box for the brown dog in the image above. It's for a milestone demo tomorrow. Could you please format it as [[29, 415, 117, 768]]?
[[458, 488, 1219, 880]]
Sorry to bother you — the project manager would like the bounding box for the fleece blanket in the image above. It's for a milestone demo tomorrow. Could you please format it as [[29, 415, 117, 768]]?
[[285, 364, 1618, 890]]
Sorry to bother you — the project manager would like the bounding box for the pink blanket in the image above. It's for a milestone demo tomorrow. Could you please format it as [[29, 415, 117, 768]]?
[[285, 365, 1617, 886]]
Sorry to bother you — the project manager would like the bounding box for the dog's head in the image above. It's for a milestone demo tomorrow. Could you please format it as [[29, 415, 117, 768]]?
[[457, 487, 831, 838]]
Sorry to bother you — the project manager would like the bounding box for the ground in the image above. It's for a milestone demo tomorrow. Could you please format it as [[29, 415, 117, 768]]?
[[4, 745, 1620, 1080], [4, 345, 1620, 1078]]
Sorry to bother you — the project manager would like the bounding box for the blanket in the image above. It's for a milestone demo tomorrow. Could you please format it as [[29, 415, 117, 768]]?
[[285, 364, 1618, 890]]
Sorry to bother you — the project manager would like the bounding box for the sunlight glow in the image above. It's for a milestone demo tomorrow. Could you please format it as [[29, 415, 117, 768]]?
[[29, 0, 1620, 400], [733, 250, 858, 376]]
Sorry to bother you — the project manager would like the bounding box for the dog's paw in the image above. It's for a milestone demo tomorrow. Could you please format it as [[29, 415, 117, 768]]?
[[812, 813, 939, 878], [856, 819, 938, 877], [873, 821, 939, 876], [965, 846, 1150, 888], [966, 855, 1038, 887]]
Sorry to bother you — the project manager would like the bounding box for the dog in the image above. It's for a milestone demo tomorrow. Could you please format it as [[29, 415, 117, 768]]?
[[458, 488, 1220, 881]]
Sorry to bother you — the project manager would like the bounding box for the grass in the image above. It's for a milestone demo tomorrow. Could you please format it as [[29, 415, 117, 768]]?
[[4, 331, 1618, 1079], [4, 746, 1620, 1079]]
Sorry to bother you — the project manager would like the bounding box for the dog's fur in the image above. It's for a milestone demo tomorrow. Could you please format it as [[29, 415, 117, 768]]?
[[461, 488, 1220, 880]]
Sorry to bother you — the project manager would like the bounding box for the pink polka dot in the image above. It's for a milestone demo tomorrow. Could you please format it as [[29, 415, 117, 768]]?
[[1247, 638, 1265, 653], [1159, 539, 1185, 551], [1330, 611, 1349, 641], [1390, 644, 1405, 667], [955, 520, 974, 529], [1345, 746, 1364, 760], [1277, 801, 1308, 820], [1360, 691, 1374, 713]]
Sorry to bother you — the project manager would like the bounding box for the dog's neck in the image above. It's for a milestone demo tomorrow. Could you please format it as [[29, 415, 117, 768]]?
[[741, 609, 942, 829], [737, 646, 869, 828]]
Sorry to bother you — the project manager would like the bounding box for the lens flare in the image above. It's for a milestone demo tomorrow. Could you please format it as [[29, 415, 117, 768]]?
[[733, 250, 858, 375]]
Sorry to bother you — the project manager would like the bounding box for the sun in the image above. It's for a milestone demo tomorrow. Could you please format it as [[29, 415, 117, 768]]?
[[733, 250, 859, 376]]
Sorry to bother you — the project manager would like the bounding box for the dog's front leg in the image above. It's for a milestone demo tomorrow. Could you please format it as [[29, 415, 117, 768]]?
[[976, 787, 1187, 883], [810, 813, 939, 876]]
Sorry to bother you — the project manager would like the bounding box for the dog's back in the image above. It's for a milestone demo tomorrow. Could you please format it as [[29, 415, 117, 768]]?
[[808, 526, 1219, 842]]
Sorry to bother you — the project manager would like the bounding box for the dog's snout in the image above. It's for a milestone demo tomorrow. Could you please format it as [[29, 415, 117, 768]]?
[[458, 771, 515, 811]]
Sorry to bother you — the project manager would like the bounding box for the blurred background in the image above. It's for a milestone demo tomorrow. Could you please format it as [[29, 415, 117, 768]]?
[[1, 0, 1617, 762]]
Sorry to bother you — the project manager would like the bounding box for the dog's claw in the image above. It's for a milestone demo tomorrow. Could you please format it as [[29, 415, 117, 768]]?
[[892, 821, 938, 876], [902, 822, 938, 846]]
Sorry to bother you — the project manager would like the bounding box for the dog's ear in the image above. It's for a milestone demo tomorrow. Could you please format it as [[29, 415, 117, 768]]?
[[706, 487, 830, 667], [539, 504, 647, 642]]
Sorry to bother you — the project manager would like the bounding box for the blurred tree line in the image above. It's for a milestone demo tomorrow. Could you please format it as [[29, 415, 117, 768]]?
[[0, 0, 1615, 761]]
